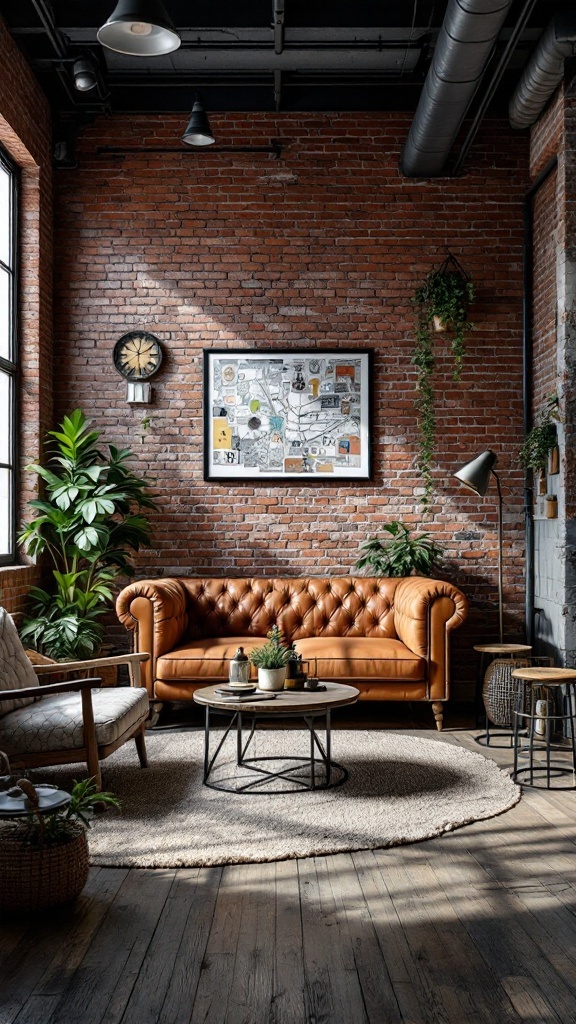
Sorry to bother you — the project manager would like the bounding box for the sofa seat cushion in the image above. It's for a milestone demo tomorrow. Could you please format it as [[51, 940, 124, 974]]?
[[293, 637, 426, 681], [0, 687, 149, 755], [156, 636, 269, 681]]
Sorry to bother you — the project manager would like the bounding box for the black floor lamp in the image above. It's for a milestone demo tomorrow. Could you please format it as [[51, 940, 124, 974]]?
[[454, 450, 504, 644]]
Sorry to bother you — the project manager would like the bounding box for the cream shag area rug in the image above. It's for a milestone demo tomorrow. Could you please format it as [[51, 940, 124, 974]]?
[[45, 729, 520, 868]]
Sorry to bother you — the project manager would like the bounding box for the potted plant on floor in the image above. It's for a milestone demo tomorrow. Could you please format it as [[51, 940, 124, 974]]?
[[249, 626, 292, 691], [0, 767, 119, 913], [355, 520, 444, 577], [412, 254, 475, 504], [19, 410, 158, 661]]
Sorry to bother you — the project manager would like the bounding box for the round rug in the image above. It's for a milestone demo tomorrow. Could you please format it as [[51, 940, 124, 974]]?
[[44, 729, 520, 868]]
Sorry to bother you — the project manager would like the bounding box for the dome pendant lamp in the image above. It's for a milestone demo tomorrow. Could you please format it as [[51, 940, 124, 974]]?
[[182, 96, 215, 147], [97, 0, 181, 56]]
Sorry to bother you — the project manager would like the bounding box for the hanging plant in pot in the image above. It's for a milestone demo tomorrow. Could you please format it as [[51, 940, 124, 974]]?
[[249, 626, 292, 691], [412, 254, 476, 504]]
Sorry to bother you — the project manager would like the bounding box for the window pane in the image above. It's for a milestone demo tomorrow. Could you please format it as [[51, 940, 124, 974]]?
[[0, 163, 10, 268], [0, 467, 10, 557], [0, 267, 10, 360], [0, 371, 10, 464]]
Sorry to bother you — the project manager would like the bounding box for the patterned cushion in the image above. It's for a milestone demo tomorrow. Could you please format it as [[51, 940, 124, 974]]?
[[0, 607, 40, 716], [0, 686, 149, 755]]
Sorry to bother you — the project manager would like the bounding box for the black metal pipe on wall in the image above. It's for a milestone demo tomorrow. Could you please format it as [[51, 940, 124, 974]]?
[[522, 155, 558, 645]]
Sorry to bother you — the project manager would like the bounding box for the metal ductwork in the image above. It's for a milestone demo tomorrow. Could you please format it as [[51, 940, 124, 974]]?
[[401, 0, 514, 177], [509, 13, 576, 130]]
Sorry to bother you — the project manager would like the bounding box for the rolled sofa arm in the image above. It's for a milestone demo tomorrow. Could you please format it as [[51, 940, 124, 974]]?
[[394, 577, 469, 700], [116, 578, 189, 697]]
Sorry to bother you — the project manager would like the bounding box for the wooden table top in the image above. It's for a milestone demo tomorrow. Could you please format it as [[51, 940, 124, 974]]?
[[511, 667, 576, 683], [474, 644, 532, 654], [193, 681, 360, 713]]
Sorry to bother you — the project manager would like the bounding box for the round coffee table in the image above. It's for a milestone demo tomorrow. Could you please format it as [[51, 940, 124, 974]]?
[[193, 682, 359, 794]]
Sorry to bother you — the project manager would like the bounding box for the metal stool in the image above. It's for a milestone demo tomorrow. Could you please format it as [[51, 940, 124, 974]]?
[[511, 667, 576, 789]]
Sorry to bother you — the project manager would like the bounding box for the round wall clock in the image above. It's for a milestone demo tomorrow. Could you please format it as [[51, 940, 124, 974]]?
[[113, 331, 163, 380]]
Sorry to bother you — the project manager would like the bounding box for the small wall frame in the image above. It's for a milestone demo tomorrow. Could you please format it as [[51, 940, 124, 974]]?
[[203, 349, 372, 482]]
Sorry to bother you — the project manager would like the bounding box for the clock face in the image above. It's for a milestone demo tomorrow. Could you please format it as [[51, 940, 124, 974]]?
[[113, 331, 163, 380]]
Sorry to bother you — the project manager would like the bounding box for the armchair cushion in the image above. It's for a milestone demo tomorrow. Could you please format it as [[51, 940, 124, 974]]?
[[0, 608, 40, 716], [0, 686, 149, 755]]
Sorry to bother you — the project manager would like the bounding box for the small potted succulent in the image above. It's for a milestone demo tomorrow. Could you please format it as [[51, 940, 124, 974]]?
[[249, 626, 292, 691], [0, 766, 119, 914]]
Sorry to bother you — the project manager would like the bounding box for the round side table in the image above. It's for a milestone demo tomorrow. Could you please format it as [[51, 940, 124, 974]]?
[[511, 667, 576, 789], [473, 644, 532, 745]]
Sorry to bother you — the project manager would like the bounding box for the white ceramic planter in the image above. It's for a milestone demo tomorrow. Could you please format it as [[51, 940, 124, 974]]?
[[258, 667, 286, 691]]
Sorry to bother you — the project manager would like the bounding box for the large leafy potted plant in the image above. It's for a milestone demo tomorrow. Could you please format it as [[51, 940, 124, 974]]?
[[19, 409, 158, 660], [0, 770, 119, 913], [355, 521, 444, 577], [412, 255, 475, 504]]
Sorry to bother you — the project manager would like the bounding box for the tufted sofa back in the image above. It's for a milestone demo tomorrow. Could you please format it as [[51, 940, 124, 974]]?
[[180, 577, 400, 643]]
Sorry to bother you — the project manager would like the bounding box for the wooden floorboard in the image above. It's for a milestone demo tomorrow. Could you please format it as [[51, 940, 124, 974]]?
[[2, 726, 576, 1024]]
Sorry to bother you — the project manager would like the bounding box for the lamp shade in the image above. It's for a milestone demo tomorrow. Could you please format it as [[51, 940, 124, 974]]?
[[454, 450, 498, 496], [182, 100, 215, 146], [73, 58, 97, 91], [97, 0, 181, 56]]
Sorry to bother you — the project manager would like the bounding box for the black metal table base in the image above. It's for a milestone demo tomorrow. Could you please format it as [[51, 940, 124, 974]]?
[[202, 705, 348, 794]]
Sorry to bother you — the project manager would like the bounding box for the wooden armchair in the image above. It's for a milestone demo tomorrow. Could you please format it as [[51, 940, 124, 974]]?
[[0, 608, 150, 790]]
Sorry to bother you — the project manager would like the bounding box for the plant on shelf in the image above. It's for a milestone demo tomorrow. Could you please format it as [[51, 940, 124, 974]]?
[[0, 770, 120, 912], [412, 254, 475, 504], [519, 393, 559, 478], [355, 520, 444, 578], [19, 409, 158, 660]]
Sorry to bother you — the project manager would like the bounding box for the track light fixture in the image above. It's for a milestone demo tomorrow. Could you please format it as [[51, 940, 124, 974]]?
[[72, 57, 98, 92], [97, 0, 181, 56], [182, 96, 215, 147]]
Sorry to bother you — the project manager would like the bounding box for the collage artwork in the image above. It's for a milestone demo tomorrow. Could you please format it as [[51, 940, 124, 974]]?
[[204, 351, 370, 480]]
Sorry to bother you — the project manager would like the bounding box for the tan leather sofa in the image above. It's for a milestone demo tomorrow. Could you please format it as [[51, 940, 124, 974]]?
[[116, 576, 468, 730]]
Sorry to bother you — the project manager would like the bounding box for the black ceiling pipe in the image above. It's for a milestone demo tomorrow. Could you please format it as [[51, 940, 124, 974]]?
[[509, 13, 576, 130], [400, 0, 515, 178]]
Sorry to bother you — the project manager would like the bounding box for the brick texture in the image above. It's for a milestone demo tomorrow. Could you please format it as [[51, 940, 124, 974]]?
[[51, 113, 529, 698]]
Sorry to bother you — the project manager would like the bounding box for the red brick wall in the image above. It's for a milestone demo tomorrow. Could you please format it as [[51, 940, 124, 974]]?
[[52, 113, 529, 697], [0, 16, 53, 615], [532, 170, 559, 414]]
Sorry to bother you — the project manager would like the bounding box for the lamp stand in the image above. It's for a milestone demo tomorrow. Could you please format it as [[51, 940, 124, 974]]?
[[492, 469, 504, 644]]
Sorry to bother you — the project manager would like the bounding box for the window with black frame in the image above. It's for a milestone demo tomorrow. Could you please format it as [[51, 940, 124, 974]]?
[[0, 147, 17, 564]]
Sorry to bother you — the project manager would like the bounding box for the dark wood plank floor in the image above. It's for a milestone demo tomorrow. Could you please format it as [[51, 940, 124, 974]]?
[[2, 723, 576, 1024]]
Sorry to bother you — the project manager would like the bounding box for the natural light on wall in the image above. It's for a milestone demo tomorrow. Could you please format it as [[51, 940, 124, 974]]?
[[0, 149, 16, 563]]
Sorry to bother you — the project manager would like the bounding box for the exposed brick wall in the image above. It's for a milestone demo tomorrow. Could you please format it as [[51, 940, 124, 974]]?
[[532, 169, 559, 413], [0, 15, 53, 614], [51, 113, 529, 698]]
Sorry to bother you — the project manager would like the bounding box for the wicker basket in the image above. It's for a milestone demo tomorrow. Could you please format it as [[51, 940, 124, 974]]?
[[0, 826, 89, 913]]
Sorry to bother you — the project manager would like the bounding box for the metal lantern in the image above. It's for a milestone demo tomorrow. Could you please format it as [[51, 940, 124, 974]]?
[[229, 647, 250, 684]]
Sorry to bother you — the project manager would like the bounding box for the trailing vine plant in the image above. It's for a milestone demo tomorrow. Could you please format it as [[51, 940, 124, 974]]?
[[412, 254, 476, 504]]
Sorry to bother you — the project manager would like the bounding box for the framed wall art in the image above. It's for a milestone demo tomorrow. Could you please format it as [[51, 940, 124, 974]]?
[[203, 349, 372, 481]]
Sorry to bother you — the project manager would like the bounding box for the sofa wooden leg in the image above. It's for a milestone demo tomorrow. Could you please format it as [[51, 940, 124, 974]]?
[[146, 701, 163, 729], [134, 722, 148, 768], [432, 702, 444, 732]]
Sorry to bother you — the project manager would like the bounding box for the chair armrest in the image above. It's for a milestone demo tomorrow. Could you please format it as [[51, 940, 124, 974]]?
[[0, 677, 102, 701], [393, 577, 469, 700], [33, 653, 150, 687], [116, 578, 189, 696]]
